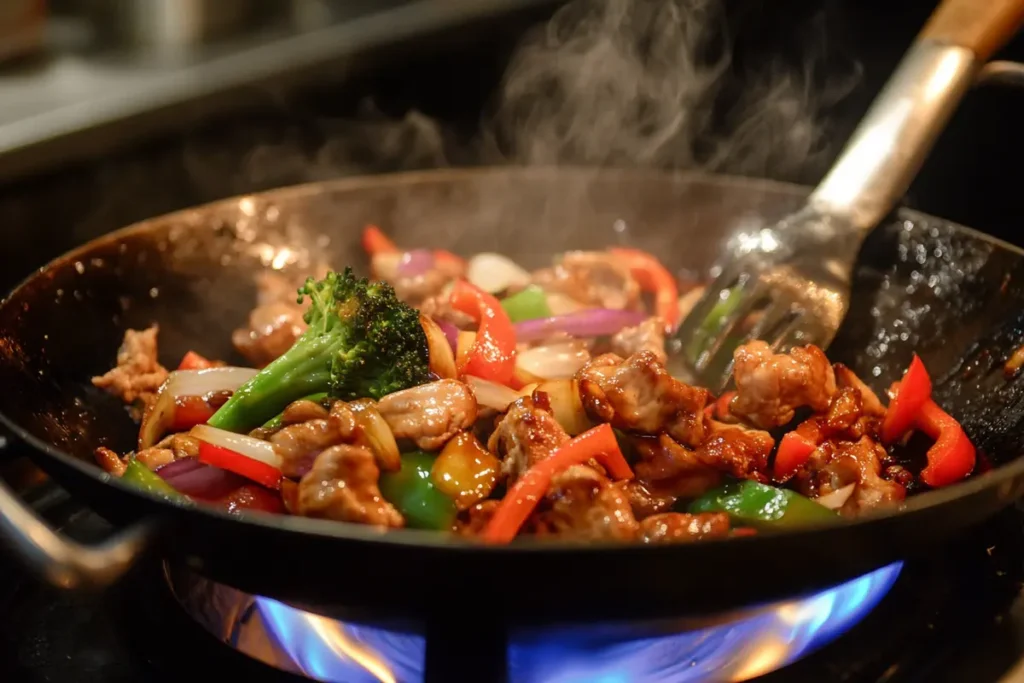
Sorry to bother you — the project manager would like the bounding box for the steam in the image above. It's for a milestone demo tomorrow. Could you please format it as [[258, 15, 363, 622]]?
[[485, 0, 858, 182]]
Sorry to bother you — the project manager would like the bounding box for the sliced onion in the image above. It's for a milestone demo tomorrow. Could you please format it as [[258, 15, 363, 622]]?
[[437, 319, 459, 352], [545, 292, 589, 316], [398, 249, 435, 277], [465, 375, 520, 412], [349, 399, 401, 472], [516, 342, 590, 380], [140, 367, 259, 449], [514, 309, 647, 342], [191, 424, 283, 470], [420, 314, 457, 379], [466, 253, 531, 293], [534, 379, 592, 436], [815, 483, 856, 510], [371, 252, 402, 280], [155, 457, 246, 499]]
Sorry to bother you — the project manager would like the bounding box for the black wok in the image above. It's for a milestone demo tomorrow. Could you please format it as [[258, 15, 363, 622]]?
[[1, 167, 1024, 623]]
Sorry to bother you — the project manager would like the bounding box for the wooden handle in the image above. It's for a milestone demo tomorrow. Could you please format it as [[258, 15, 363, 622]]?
[[920, 0, 1024, 62]]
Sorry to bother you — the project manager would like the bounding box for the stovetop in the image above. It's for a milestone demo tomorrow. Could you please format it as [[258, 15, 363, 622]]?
[[3, 454, 1024, 683]]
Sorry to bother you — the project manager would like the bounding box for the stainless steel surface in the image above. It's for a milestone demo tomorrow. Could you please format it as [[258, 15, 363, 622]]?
[[668, 38, 998, 392], [0, 0, 557, 181], [89, 0, 261, 50], [0, 478, 152, 589]]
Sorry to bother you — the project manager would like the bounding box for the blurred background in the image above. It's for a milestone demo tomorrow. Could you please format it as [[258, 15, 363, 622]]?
[[0, 0, 1021, 290]]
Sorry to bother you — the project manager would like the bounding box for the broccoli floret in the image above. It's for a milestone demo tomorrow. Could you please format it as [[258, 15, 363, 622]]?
[[208, 268, 430, 432]]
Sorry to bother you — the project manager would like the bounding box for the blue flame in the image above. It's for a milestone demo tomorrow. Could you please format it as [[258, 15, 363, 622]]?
[[251, 562, 901, 682]]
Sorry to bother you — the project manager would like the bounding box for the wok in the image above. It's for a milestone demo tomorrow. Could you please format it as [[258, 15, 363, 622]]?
[[2, 167, 1024, 623]]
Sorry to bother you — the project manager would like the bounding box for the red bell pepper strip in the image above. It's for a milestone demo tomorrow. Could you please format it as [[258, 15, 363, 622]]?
[[705, 390, 736, 421], [881, 354, 932, 443], [214, 484, 285, 515], [917, 398, 976, 488], [773, 431, 819, 481], [450, 280, 517, 385], [482, 423, 634, 544], [178, 351, 217, 371], [198, 441, 282, 490], [168, 395, 216, 432], [608, 247, 680, 330], [362, 224, 466, 272]]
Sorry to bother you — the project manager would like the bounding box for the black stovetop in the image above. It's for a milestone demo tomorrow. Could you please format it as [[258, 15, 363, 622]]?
[[2, 453, 1024, 683]]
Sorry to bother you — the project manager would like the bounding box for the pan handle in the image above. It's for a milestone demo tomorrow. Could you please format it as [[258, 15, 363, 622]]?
[[808, 0, 1024, 232], [0, 445, 156, 590]]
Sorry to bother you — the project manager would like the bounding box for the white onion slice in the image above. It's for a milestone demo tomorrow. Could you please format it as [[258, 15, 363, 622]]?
[[191, 424, 283, 470], [815, 483, 856, 510], [420, 314, 457, 379], [349, 399, 401, 472], [139, 367, 259, 449], [535, 379, 592, 436], [516, 342, 590, 380], [545, 292, 588, 316], [465, 375, 520, 412], [466, 253, 531, 293]]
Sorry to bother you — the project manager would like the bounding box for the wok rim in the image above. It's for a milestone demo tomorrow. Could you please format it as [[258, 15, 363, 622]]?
[[2, 164, 1022, 555]]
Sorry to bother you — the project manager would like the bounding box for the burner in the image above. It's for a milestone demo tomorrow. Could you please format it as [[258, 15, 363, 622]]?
[[166, 561, 902, 682]]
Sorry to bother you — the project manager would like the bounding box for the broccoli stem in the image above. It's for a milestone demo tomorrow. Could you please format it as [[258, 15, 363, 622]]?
[[207, 333, 342, 433]]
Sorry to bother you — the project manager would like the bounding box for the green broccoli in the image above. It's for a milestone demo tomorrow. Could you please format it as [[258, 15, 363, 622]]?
[[207, 268, 430, 433]]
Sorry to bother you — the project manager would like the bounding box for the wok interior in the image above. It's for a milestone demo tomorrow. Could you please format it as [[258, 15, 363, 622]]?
[[2, 167, 1024, 479]]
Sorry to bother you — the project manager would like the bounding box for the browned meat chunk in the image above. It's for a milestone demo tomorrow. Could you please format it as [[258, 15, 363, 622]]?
[[697, 421, 774, 482], [454, 500, 500, 536], [418, 295, 475, 329], [795, 436, 905, 516], [834, 364, 885, 417], [271, 401, 358, 478], [377, 379, 477, 451], [632, 434, 722, 499], [232, 272, 311, 367], [577, 352, 709, 446], [610, 317, 667, 364], [532, 251, 640, 310], [640, 512, 731, 544], [296, 444, 403, 527], [620, 480, 677, 518], [372, 252, 465, 308], [135, 433, 201, 470], [95, 447, 127, 476], [488, 395, 570, 481], [527, 465, 639, 541], [730, 341, 837, 428], [92, 326, 169, 418]]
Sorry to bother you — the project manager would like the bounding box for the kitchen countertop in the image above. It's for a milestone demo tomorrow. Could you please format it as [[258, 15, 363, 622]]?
[[0, 0, 555, 182]]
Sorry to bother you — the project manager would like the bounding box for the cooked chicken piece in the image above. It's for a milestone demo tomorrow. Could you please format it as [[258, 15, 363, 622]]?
[[632, 434, 722, 499], [95, 447, 127, 476], [532, 251, 640, 310], [610, 317, 667, 364], [834, 364, 885, 417], [418, 294, 475, 329], [232, 270, 321, 367], [640, 512, 731, 544], [296, 444, 404, 527], [372, 251, 465, 308], [92, 326, 169, 418], [577, 351, 710, 447], [730, 341, 837, 429], [620, 480, 677, 518], [454, 500, 500, 536], [790, 387, 881, 449], [795, 436, 905, 516], [697, 421, 774, 483], [377, 380, 477, 451], [270, 401, 358, 478], [528, 465, 640, 541], [280, 399, 330, 425], [488, 395, 570, 481]]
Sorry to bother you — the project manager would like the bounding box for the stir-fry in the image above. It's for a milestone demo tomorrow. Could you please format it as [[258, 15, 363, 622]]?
[[90, 225, 977, 544]]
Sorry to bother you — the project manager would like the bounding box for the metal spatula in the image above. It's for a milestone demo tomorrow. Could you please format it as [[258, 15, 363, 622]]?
[[666, 0, 1024, 393]]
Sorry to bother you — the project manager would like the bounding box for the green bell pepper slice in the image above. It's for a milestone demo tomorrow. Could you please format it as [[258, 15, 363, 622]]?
[[261, 392, 330, 430], [500, 285, 551, 322], [689, 479, 837, 529], [379, 451, 458, 530], [121, 458, 185, 501]]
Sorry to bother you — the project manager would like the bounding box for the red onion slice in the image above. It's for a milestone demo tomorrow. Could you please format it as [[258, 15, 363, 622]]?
[[397, 249, 435, 277], [155, 457, 247, 499], [437, 319, 459, 352], [514, 309, 648, 342]]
